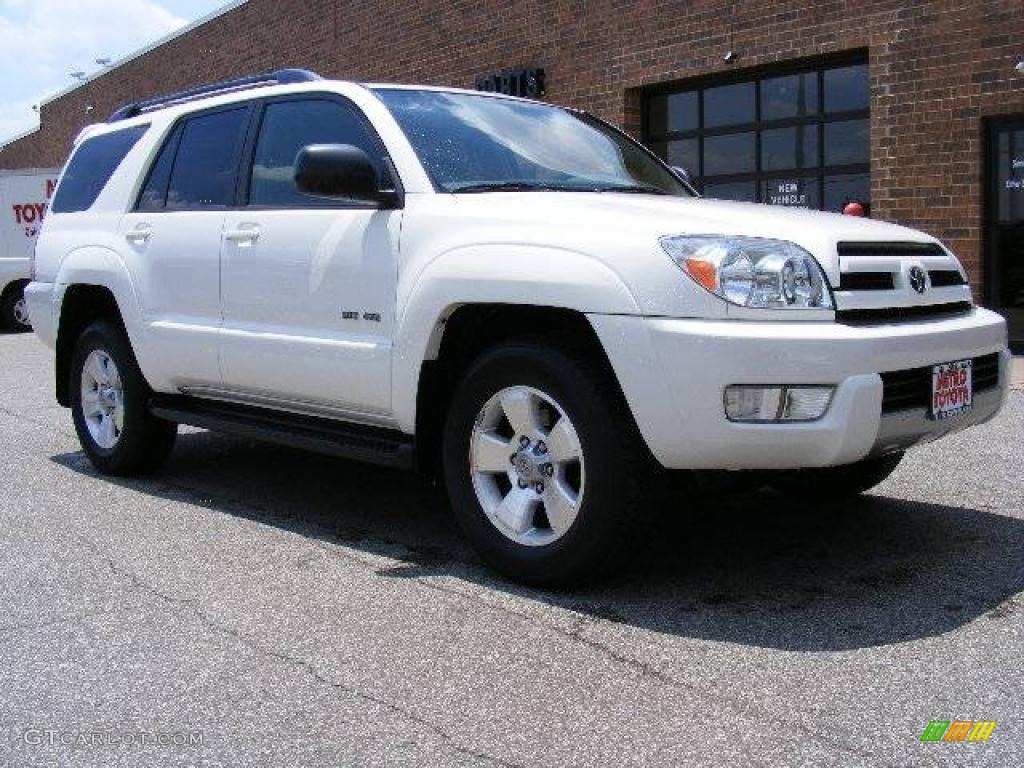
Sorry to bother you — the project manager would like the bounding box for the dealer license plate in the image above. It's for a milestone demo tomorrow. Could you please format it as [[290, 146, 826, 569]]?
[[930, 359, 972, 420]]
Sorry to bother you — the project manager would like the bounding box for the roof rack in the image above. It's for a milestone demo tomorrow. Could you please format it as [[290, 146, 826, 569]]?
[[107, 68, 322, 122]]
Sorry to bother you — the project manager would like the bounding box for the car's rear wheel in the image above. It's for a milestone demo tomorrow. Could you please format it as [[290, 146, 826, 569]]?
[[771, 451, 904, 499], [1, 282, 32, 332], [443, 340, 654, 587], [70, 320, 177, 475]]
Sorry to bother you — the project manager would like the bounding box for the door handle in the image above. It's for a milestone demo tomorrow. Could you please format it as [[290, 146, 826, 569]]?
[[125, 223, 152, 244], [224, 224, 260, 244]]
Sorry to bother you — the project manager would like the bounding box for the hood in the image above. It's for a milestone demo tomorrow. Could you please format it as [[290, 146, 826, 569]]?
[[452, 191, 943, 281], [440, 191, 970, 318]]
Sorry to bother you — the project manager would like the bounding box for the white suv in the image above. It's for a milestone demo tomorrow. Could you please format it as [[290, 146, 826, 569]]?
[[27, 70, 1010, 585]]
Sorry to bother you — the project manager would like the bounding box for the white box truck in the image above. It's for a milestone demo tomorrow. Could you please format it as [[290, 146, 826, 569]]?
[[1, 168, 59, 331]]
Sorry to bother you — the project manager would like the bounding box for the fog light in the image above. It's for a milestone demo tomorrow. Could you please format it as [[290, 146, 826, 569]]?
[[782, 387, 834, 421], [724, 385, 834, 422]]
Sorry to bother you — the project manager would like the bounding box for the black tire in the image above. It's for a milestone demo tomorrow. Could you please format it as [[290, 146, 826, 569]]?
[[1, 281, 32, 332], [442, 339, 655, 588], [771, 451, 904, 500], [70, 320, 177, 475]]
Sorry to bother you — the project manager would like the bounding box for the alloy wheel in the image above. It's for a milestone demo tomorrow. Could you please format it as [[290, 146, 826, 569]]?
[[469, 385, 585, 546]]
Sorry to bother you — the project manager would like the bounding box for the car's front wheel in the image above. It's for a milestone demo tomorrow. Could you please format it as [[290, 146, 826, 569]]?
[[70, 320, 177, 475], [443, 340, 654, 587], [1, 282, 32, 332]]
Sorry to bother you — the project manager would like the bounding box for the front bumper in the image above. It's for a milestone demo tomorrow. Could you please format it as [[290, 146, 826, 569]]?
[[589, 308, 1010, 470]]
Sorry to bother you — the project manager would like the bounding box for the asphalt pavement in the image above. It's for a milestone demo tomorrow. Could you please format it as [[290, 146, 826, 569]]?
[[0, 331, 1021, 767]]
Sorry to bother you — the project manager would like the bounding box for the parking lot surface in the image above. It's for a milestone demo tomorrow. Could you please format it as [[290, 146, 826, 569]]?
[[1, 332, 1021, 767]]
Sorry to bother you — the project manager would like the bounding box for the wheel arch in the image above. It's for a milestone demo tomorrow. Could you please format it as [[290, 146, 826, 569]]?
[[53, 246, 152, 407], [412, 303, 628, 477]]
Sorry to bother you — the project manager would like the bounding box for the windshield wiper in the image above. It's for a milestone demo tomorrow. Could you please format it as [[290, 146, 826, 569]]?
[[449, 182, 580, 193], [592, 184, 670, 195]]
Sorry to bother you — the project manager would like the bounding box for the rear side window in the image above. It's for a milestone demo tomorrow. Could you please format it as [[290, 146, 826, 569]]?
[[136, 125, 181, 212], [165, 107, 249, 209], [51, 125, 147, 213], [248, 99, 390, 207]]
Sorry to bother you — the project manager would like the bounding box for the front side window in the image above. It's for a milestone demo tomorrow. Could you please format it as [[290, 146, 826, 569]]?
[[248, 99, 389, 207], [51, 125, 148, 213], [645, 59, 870, 213], [165, 107, 249, 210], [375, 88, 690, 196]]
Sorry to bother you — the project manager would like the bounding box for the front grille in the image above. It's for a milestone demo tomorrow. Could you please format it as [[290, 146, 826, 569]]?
[[838, 272, 895, 291], [880, 353, 1000, 413], [928, 269, 967, 287], [835, 301, 973, 325], [837, 242, 946, 258]]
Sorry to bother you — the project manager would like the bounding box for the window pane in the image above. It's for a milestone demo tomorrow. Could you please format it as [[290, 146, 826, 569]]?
[[704, 82, 755, 128], [647, 91, 698, 135], [762, 177, 819, 209], [824, 64, 869, 112], [824, 119, 869, 165], [166, 108, 249, 210], [136, 127, 179, 211], [250, 99, 385, 207], [701, 180, 757, 202], [761, 73, 818, 121], [761, 126, 818, 171], [51, 125, 147, 213], [823, 173, 870, 213], [703, 132, 755, 176], [649, 138, 698, 173]]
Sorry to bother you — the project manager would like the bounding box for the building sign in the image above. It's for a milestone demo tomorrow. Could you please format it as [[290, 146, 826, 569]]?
[[476, 68, 546, 98], [767, 179, 808, 207]]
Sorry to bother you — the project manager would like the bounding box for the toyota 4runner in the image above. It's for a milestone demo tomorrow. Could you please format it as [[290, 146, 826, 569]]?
[[26, 70, 1011, 585]]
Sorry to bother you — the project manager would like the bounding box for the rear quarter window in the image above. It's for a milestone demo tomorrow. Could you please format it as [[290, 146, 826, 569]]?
[[51, 125, 148, 213]]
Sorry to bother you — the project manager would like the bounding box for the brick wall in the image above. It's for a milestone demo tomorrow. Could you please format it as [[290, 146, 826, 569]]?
[[1, 0, 1022, 292]]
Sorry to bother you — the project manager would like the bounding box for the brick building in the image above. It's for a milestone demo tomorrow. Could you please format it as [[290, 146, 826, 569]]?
[[1, 0, 1022, 344]]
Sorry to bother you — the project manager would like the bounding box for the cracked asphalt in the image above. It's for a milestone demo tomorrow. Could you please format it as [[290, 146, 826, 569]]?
[[0, 331, 1021, 767]]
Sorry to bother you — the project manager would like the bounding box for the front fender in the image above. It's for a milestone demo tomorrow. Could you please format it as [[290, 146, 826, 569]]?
[[392, 244, 641, 433]]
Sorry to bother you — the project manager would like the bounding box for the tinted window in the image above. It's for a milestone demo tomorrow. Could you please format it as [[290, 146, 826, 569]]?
[[704, 82, 755, 128], [761, 126, 818, 171], [249, 99, 387, 207], [702, 180, 756, 202], [136, 125, 180, 211], [823, 173, 870, 213], [761, 73, 818, 120], [166, 108, 249, 210], [644, 58, 869, 212], [824, 65, 869, 113], [704, 132, 756, 176], [647, 91, 698, 135], [51, 125, 147, 213], [824, 119, 869, 165]]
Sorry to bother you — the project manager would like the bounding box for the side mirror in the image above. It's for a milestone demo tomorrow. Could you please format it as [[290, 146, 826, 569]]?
[[294, 144, 397, 206], [671, 165, 694, 185]]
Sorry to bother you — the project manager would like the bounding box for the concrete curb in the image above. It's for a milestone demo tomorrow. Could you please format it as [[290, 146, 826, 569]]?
[[1012, 357, 1024, 390]]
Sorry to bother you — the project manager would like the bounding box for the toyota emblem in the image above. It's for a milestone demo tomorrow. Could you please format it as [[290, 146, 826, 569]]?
[[908, 266, 928, 294]]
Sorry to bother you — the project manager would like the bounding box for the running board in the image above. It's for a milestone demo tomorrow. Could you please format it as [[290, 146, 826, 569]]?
[[149, 395, 415, 470]]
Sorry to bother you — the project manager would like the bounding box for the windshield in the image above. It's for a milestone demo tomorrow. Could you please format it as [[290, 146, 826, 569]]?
[[374, 88, 692, 196]]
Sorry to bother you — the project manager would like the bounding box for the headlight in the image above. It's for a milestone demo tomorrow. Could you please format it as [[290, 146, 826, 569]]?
[[660, 235, 833, 310]]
